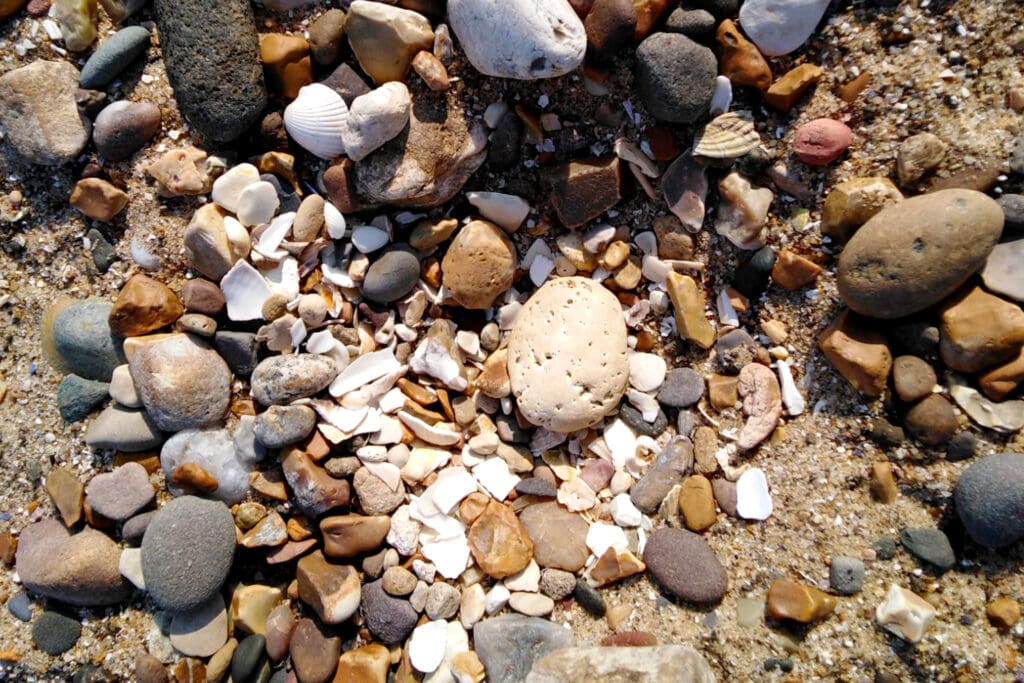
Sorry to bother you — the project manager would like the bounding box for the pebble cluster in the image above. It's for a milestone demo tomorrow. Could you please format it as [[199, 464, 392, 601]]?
[[0, 0, 1022, 680]]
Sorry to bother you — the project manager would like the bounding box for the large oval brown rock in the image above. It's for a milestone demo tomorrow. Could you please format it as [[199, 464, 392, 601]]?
[[508, 277, 628, 433], [836, 189, 1003, 319], [442, 220, 517, 309]]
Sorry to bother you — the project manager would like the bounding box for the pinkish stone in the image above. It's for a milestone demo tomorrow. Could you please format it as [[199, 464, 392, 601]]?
[[792, 118, 852, 166]]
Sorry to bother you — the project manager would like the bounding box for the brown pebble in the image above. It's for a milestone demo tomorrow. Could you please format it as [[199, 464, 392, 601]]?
[[766, 579, 836, 623], [679, 474, 717, 532], [135, 653, 169, 683], [771, 250, 822, 290], [904, 394, 957, 446], [869, 461, 897, 504], [987, 597, 1021, 629], [891, 355, 937, 403], [838, 72, 871, 103], [260, 33, 312, 99], [45, 466, 84, 527], [411, 50, 450, 91], [180, 279, 226, 316], [172, 463, 220, 494], [69, 178, 128, 222], [818, 310, 892, 397], [600, 631, 658, 647], [109, 274, 184, 338], [0, 530, 18, 566], [708, 374, 738, 410], [289, 617, 342, 683], [717, 19, 772, 91], [765, 63, 823, 111]]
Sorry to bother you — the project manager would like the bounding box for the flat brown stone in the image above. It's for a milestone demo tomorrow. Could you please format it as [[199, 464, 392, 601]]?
[[543, 156, 625, 228], [467, 501, 533, 579], [296, 550, 361, 624], [109, 274, 184, 338], [290, 617, 342, 683], [320, 514, 390, 558], [45, 466, 83, 527], [819, 309, 892, 397]]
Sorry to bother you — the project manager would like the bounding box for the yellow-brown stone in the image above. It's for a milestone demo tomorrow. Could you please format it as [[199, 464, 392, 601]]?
[[987, 597, 1021, 629], [869, 461, 897, 504], [467, 501, 533, 578], [819, 309, 892, 397], [765, 63, 823, 111], [108, 274, 184, 338], [678, 474, 717, 532], [771, 250, 822, 290], [70, 178, 128, 221], [666, 272, 715, 349], [260, 33, 312, 99], [717, 19, 771, 91], [333, 643, 390, 683], [767, 579, 836, 623]]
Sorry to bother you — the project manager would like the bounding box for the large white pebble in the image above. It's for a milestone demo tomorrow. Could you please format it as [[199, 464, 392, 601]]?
[[467, 191, 530, 232], [211, 163, 259, 214], [738, 0, 832, 56], [342, 82, 412, 162], [508, 277, 628, 432], [628, 352, 667, 392], [736, 468, 773, 521], [236, 181, 280, 227], [447, 0, 586, 79], [409, 620, 448, 673]]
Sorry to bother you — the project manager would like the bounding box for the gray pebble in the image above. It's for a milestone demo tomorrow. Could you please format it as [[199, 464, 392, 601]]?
[[656, 368, 705, 408], [214, 331, 258, 377], [643, 527, 727, 604], [85, 405, 164, 452], [7, 591, 33, 622], [630, 437, 693, 514], [474, 615, 576, 683], [424, 582, 461, 620], [635, 33, 717, 123], [360, 580, 418, 645], [231, 634, 266, 683], [516, 477, 557, 498], [664, 8, 716, 36], [122, 511, 156, 546], [539, 569, 576, 600], [141, 496, 236, 612], [715, 328, 757, 375], [253, 404, 317, 449], [57, 374, 110, 423], [733, 247, 776, 299], [250, 354, 339, 406], [900, 527, 955, 570], [32, 611, 82, 655], [573, 579, 605, 617], [87, 228, 117, 273], [946, 432, 979, 462], [997, 194, 1024, 234], [955, 453, 1024, 547], [617, 402, 668, 437], [872, 536, 896, 560], [362, 247, 421, 305], [828, 556, 865, 595], [93, 101, 161, 161], [49, 299, 125, 382], [80, 26, 152, 89]]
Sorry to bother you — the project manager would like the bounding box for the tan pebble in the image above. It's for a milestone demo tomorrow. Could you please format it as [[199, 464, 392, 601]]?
[[599, 240, 630, 270], [770, 250, 822, 290], [765, 63, 823, 111], [287, 516, 315, 541], [605, 603, 633, 630], [869, 461, 897, 503], [708, 374, 738, 411], [821, 177, 903, 243], [336, 643, 391, 682], [146, 147, 211, 198], [693, 426, 718, 474], [838, 71, 871, 103], [666, 272, 715, 349], [109, 274, 184, 338], [979, 347, 1024, 402], [818, 309, 892, 397], [725, 286, 749, 313], [69, 178, 128, 222], [613, 257, 642, 290], [717, 19, 771, 91], [897, 133, 947, 187], [767, 579, 836, 623], [259, 33, 312, 99], [467, 501, 533, 578], [409, 217, 459, 251], [411, 50, 450, 91], [588, 546, 645, 586], [761, 319, 788, 345], [987, 597, 1021, 628], [205, 638, 237, 683], [679, 474, 717, 531], [231, 585, 284, 636]]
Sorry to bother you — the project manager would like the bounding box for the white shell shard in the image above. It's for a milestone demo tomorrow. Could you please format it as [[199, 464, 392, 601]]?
[[716, 288, 740, 327], [614, 138, 659, 177], [409, 620, 448, 674], [341, 81, 412, 162], [429, 467, 478, 514], [557, 476, 597, 512], [736, 467, 773, 520], [633, 230, 657, 256], [221, 260, 273, 321], [610, 493, 642, 527], [602, 418, 639, 473], [409, 338, 467, 391], [284, 84, 349, 160], [364, 461, 402, 492], [529, 254, 554, 287], [948, 373, 1024, 433], [398, 411, 461, 446], [236, 181, 280, 227], [264, 257, 301, 301], [212, 163, 260, 213], [351, 225, 390, 253], [256, 212, 296, 257], [472, 457, 519, 501], [876, 584, 937, 643], [324, 201, 347, 239], [329, 348, 401, 397], [466, 191, 530, 231], [586, 521, 627, 557], [710, 75, 733, 116], [421, 534, 471, 579], [307, 329, 351, 368], [776, 360, 805, 416], [626, 389, 660, 423], [484, 583, 510, 614]]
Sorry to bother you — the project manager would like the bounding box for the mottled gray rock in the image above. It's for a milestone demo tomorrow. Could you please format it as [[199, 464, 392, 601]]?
[[80, 26, 152, 89], [85, 462, 155, 521], [251, 354, 339, 405], [630, 437, 693, 514], [0, 60, 90, 165], [153, 0, 267, 142], [526, 645, 715, 683], [85, 405, 164, 452], [57, 374, 110, 423], [47, 299, 125, 381], [829, 556, 864, 595], [253, 404, 317, 448], [635, 33, 716, 123], [474, 615, 576, 683]]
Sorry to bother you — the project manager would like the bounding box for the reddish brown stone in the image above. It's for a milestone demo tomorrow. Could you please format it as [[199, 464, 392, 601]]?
[[717, 20, 771, 91], [109, 275, 184, 338], [467, 501, 533, 578], [543, 156, 626, 228]]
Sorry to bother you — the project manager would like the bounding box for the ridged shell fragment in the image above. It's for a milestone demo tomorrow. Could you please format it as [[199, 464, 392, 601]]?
[[693, 112, 760, 159], [284, 84, 349, 160]]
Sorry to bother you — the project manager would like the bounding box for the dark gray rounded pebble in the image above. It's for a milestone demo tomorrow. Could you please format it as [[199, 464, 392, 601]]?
[[690, 0, 738, 19], [87, 228, 117, 273], [516, 477, 558, 498], [50, 299, 125, 381], [362, 247, 421, 304], [122, 510, 156, 546], [7, 591, 33, 622], [80, 26, 152, 89], [214, 331, 259, 377], [635, 33, 717, 124], [946, 432, 979, 462], [360, 580, 418, 645], [997, 194, 1024, 234], [72, 664, 111, 683], [57, 374, 110, 423], [866, 417, 905, 447], [664, 8, 716, 35], [900, 527, 955, 570], [141, 496, 236, 612], [715, 329, 757, 375], [268, 670, 288, 683], [955, 453, 1024, 547], [153, 0, 267, 143], [93, 101, 161, 161], [573, 579, 606, 617], [618, 402, 668, 437], [32, 611, 82, 655], [321, 62, 371, 107], [872, 536, 896, 560], [656, 367, 704, 408], [232, 634, 267, 683], [76, 88, 107, 119], [487, 110, 523, 172], [733, 246, 777, 299], [643, 527, 727, 604], [828, 556, 865, 595]]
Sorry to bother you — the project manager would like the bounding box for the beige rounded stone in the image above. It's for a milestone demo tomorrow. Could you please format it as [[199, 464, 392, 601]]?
[[508, 277, 628, 432], [441, 220, 517, 310]]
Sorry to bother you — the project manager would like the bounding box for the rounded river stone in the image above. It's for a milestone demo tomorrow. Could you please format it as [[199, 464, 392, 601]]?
[[837, 189, 1004, 319], [955, 453, 1024, 547], [141, 496, 236, 612], [507, 277, 628, 433], [643, 527, 727, 604]]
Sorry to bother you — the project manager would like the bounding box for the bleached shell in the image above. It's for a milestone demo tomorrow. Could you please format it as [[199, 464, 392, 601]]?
[[323, 201, 347, 239], [694, 112, 760, 159], [284, 84, 349, 160]]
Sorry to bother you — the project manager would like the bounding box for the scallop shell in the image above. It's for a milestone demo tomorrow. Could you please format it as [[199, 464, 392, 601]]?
[[693, 112, 760, 159], [284, 84, 349, 160]]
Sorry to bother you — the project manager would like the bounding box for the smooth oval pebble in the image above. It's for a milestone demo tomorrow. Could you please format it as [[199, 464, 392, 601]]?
[[362, 247, 421, 304], [250, 354, 339, 405], [93, 100, 161, 162], [80, 26, 152, 89], [643, 527, 727, 604], [792, 118, 851, 166], [141, 496, 236, 612], [955, 453, 1024, 547], [508, 277, 629, 433], [739, 0, 832, 56], [837, 189, 1004, 319]]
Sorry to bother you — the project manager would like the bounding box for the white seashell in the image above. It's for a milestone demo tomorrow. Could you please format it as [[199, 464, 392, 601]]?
[[284, 84, 349, 160], [586, 522, 628, 557], [736, 467, 772, 520], [466, 191, 530, 232], [264, 257, 300, 301], [330, 348, 402, 397], [776, 359, 805, 416], [351, 225, 390, 253], [710, 75, 733, 116], [220, 260, 273, 321], [614, 138, 659, 177], [634, 230, 657, 256], [255, 212, 295, 257], [323, 201, 347, 239], [472, 457, 519, 501], [398, 411, 461, 447], [130, 234, 161, 270], [694, 112, 760, 159], [428, 467, 478, 514]]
